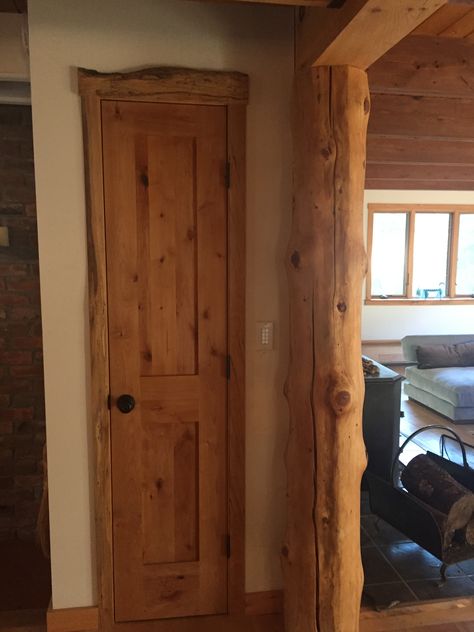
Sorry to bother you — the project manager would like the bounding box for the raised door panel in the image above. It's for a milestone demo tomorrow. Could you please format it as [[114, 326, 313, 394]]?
[[102, 100, 228, 622]]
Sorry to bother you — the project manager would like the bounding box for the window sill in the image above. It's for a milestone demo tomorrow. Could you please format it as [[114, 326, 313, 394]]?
[[365, 298, 474, 306]]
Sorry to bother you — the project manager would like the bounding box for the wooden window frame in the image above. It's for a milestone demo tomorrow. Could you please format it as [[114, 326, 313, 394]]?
[[366, 203, 474, 306], [78, 67, 248, 632]]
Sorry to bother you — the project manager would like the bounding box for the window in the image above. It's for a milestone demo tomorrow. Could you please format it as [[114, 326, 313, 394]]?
[[366, 204, 474, 304]]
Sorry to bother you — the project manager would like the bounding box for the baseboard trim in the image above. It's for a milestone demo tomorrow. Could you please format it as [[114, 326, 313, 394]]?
[[46, 596, 474, 631], [47, 606, 99, 632], [45, 595, 284, 631], [245, 590, 283, 616]]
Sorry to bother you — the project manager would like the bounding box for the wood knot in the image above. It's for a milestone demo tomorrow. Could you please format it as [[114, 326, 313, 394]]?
[[281, 545, 289, 558], [328, 377, 354, 415], [290, 250, 300, 269], [337, 301, 347, 313], [320, 147, 331, 160], [334, 390, 351, 410], [140, 172, 149, 188], [364, 97, 370, 114]]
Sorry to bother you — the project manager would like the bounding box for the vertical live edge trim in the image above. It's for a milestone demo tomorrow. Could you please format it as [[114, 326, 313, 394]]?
[[284, 66, 369, 632], [78, 68, 248, 631], [227, 104, 246, 615], [80, 93, 115, 632]]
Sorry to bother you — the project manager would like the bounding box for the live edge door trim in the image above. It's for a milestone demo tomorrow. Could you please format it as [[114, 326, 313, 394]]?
[[78, 66, 248, 632]]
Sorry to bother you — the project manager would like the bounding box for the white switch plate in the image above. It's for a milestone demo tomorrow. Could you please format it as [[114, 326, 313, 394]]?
[[256, 321, 274, 350]]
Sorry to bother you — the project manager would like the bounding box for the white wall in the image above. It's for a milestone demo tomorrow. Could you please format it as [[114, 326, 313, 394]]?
[[362, 190, 474, 341], [28, 0, 292, 609], [0, 13, 29, 81]]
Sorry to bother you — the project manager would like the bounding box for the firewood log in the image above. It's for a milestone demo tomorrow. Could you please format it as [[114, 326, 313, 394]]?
[[465, 518, 474, 546], [401, 454, 474, 537]]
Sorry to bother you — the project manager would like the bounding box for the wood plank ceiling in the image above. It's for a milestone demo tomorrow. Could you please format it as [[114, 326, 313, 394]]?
[[367, 3, 474, 189]]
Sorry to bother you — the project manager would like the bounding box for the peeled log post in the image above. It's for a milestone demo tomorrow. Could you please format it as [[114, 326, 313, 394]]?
[[284, 66, 369, 632]]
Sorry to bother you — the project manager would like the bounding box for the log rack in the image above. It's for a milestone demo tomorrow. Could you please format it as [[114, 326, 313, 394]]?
[[366, 425, 474, 581]]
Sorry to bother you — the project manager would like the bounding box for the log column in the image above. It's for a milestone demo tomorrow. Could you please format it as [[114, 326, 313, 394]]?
[[283, 65, 370, 632]]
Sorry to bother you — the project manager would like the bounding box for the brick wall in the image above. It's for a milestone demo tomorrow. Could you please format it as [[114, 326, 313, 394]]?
[[0, 104, 45, 541]]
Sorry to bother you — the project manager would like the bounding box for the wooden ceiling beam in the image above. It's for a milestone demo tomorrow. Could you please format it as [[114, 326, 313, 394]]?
[[296, 0, 448, 70]]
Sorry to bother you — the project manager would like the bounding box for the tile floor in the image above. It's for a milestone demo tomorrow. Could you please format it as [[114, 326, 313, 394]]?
[[361, 490, 474, 610]]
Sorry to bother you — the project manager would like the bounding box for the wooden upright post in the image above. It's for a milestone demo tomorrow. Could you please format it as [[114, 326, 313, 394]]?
[[284, 65, 369, 632]]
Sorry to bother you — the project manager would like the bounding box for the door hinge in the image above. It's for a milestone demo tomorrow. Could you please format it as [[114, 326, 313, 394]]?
[[107, 394, 111, 410], [226, 534, 231, 558], [224, 161, 231, 189], [226, 354, 231, 380]]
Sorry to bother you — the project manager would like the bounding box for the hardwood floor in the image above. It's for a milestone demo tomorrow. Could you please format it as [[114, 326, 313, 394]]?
[[0, 539, 51, 611], [400, 394, 474, 461], [0, 609, 45, 632]]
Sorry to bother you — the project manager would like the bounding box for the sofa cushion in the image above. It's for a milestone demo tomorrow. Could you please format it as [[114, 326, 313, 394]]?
[[405, 365, 474, 408], [402, 335, 474, 363], [416, 341, 474, 369]]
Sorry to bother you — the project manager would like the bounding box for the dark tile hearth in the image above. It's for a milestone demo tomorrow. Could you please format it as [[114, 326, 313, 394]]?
[[380, 542, 463, 581], [360, 491, 474, 610], [408, 576, 474, 601], [363, 581, 416, 609]]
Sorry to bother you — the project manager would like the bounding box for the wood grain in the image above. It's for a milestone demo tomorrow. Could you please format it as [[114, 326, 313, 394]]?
[[103, 100, 228, 622], [78, 67, 248, 105], [245, 591, 283, 616], [47, 607, 98, 632], [414, 4, 474, 36], [369, 35, 474, 99], [226, 105, 246, 615], [79, 66, 247, 630], [296, 0, 447, 70], [448, 211, 461, 296], [79, 94, 114, 632], [365, 32, 474, 189], [285, 65, 368, 632], [44, 600, 474, 632], [367, 136, 474, 167], [366, 163, 474, 182], [365, 179, 474, 190], [369, 93, 474, 140]]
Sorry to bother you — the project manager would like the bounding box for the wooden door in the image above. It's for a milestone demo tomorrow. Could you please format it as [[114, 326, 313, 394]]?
[[102, 100, 228, 622]]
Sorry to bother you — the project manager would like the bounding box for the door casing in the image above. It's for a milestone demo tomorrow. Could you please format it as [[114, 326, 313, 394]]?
[[78, 66, 248, 632]]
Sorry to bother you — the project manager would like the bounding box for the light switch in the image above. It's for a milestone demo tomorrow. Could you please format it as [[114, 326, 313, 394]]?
[[256, 321, 274, 350], [0, 227, 9, 247]]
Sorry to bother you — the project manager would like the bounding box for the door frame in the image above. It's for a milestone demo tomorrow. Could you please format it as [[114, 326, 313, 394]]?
[[78, 67, 248, 631]]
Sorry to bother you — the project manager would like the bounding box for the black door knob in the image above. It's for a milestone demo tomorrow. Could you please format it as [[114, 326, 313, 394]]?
[[116, 394, 135, 414]]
